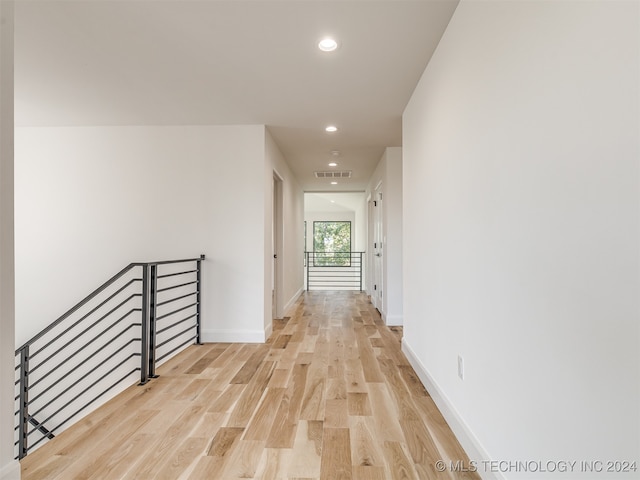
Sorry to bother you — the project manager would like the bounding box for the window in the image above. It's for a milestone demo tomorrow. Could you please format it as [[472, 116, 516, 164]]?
[[313, 221, 351, 266]]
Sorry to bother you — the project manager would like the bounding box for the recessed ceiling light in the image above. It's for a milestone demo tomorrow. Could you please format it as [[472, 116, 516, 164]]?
[[331, 150, 340, 156], [328, 162, 338, 167], [325, 125, 338, 133], [318, 38, 338, 52], [331, 181, 338, 185]]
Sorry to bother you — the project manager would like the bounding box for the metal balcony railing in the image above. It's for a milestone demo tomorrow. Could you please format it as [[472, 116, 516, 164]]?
[[14, 255, 205, 459], [305, 251, 364, 291]]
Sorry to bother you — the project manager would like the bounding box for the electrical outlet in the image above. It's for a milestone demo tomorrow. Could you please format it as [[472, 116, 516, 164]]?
[[457, 355, 464, 380]]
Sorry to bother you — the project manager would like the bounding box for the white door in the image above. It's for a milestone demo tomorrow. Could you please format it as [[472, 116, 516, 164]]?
[[372, 187, 384, 312]]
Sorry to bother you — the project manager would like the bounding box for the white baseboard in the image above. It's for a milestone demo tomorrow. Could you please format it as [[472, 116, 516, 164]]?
[[283, 288, 303, 315], [401, 339, 504, 480], [201, 289, 304, 344], [264, 321, 273, 342], [0, 459, 20, 480], [385, 314, 403, 326], [202, 329, 266, 343]]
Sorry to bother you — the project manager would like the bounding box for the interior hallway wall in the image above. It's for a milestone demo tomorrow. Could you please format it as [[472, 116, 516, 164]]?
[[402, 1, 639, 478], [15, 125, 272, 346], [264, 129, 305, 325], [0, 2, 19, 478]]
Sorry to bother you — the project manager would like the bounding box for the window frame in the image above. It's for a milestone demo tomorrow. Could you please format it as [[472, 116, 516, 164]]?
[[312, 220, 352, 267]]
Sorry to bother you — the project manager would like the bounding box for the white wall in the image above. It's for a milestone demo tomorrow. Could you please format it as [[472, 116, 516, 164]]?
[[0, 2, 19, 478], [353, 198, 367, 253], [265, 129, 305, 321], [15, 125, 269, 346], [403, 2, 639, 479], [367, 147, 403, 325]]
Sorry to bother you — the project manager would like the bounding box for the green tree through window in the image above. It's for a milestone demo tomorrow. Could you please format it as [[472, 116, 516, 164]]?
[[313, 221, 351, 266]]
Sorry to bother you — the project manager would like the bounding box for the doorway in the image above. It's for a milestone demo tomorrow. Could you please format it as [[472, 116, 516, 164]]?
[[370, 184, 384, 312], [272, 173, 284, 319]]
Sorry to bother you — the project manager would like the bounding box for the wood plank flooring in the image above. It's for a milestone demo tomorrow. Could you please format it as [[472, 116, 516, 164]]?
[[20, 291, 480, 480]]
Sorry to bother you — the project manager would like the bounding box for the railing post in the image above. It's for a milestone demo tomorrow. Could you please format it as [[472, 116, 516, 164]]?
[[139, 265, 150, 385], [18, 346, 29, 459], [306, 252, 310, 291], [196, 255, 204, 345], [148, 264, 159, 378], [359, 252, 363, 291]]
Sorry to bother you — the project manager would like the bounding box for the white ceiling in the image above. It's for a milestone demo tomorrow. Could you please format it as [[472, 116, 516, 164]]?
[[14, 0, 459, 191]]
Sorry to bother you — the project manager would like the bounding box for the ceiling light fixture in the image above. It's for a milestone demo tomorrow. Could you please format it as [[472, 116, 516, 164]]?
[[331, 150, 340, 156], [328, 162, 338, 167], [331, 181, 338, 185], [325, 125, 338, 133], [318, 38, 338, 52]]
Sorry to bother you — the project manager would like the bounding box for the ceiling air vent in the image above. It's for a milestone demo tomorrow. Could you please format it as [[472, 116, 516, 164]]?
[[314, 171, 352, 178]]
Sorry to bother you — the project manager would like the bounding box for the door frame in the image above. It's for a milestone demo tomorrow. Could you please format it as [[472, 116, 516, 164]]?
[[369, 181, 384, 313]]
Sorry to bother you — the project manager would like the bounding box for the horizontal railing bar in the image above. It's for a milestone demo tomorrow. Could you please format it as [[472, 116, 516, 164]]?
[[156, 313, 197, 335], [309, 277, 360, 283], [310, 263, 360, 265], [309, 263, 359, 265], [29, 335, 140, 406], [305, 251, 365, 254], [308, 258, 362, 261], [308, 266, 361, 269], [310, 262, 358, 265], [16, 266, 140, 353], [156, 302, 198, 321], [156, 336, 197, 363], [157, 269, 197, 279], [30, 310, 141, 388], [156, 325, 196, 349], [29, 353, 140, 430], [308, 286, 361, 288], [156, 291, 197, 308], [308, 258, 362, 260], [31, 296, 141, 369], [310, 265, 356, 268], [309, 254, 361, 261], [310, 284, 359, 289], [309, 258, 361, 260], [308, 278, 361, 281], [25, 367, 140, 453], [309, 262, 362, 263], [309, 273, 360, 276], [306, 256, 365, 257], [156, 280, 197, 294], [308, 286, 360, 288]]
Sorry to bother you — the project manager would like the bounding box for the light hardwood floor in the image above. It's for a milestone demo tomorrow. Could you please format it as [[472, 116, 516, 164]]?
[[21, 291, 480, 480]]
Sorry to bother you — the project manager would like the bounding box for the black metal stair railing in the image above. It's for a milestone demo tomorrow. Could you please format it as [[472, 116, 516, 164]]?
[[305, 251, 364, 291], [13, 255, 205, 460]]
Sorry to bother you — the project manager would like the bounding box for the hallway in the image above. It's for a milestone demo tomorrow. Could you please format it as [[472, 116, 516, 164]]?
[[20, 291, 478, 480]]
